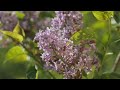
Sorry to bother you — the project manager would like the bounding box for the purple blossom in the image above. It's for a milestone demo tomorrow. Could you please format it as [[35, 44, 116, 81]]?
[[0, 12, 18, 31], [51, 11, 83, 38], [35, 11, 99, 79], [0, 11, 52, 31]]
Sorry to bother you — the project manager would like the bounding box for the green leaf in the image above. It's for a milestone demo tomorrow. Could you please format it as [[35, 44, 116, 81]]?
[[16, 11, 25, 20], [49, 70, 63, 79], [92, 11, 114, 21], [111, 52, 120, 72], [39, 11, 55, 19], [101, 72, 120, 79], [26, 65, 37, 79], [87, 66, 96, 79], [114, 11, 120, 23], [5, 46, 29, 63], [0, 30, 23, 43], [70, 29, 95, 44], [70, 31, 82, 44], [82, 70, 88, 79], [13, 22, 25, 37], [95, 51, 104, 63], [110, 72, 120, 78], [37, 69, 52, 79], [0, 48, 10, 63], [114, 38, 120, 43]]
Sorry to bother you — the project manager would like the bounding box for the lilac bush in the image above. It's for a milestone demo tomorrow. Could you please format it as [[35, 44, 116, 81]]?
[[1, 11, 119, 79], [35, 11, 99, 79]]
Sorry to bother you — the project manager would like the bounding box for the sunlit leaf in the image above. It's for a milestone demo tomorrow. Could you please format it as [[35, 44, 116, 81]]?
[[16, 11, 25, 20], [70, 31, 82, 44], [5, 46, 29, 63], [92, 11, 114, 21], [0, 30, 23, 43], [13, 22, 25, 37], [70, 29, 95, 44]]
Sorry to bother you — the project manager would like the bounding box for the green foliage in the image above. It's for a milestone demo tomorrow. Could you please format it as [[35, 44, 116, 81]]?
[[39, 11, 55, 19], [48, 70, 63, 79], [101, 72, 120, 79], [0, 30, 24, 43], [16, 11, 25, 20], [37, 69, 52, 79], [0, 45, 29, 79], [70, 29, 95, 44], [70, 30, 82, 44], [82, 70, 87, 79], [13, 22, 25, 37], [0, 22, 25, 43], [87, 66, 96, 79], [5, 46, 29, 63], [92, 11, 114, 21], [26, 65, 37, 79], [0, 47, 11, 62], [114, 11, 120, 23]]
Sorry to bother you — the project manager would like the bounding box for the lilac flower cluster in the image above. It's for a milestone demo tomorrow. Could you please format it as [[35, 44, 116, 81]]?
[[0, 11, 18, 31], [51, 11, 83, 38], [0, 11, 51, 31], [35, 11, 99, 79], [20, 11, 51, 31]]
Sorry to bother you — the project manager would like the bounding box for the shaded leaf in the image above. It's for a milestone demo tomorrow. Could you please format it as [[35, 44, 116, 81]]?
[[49, 70, 63, 79], [101, 72, 120, 79], [82, 70, 88, 79], [39, 11, 55, 19], [114, 11, 120, 23], [95, 51, 104, 62], [26, 65, 37, 79], [111, 52, 120, 72]]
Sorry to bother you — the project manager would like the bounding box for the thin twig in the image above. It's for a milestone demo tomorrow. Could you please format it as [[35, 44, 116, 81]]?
[[112, 52, 120, 72], [102, 19, 111, 65], [99, 18, 112, 74]]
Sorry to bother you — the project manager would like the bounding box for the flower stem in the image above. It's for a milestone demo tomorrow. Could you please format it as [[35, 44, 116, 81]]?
[[99, 18, 111, 73], [112, 52, 120, 72], [35, 70, 39, 79], [103, 19, 111, 58]]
